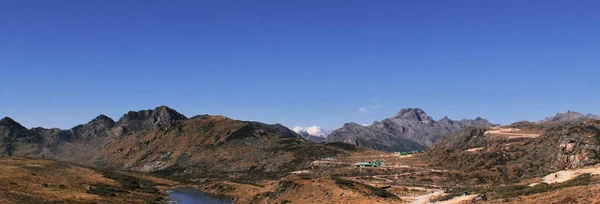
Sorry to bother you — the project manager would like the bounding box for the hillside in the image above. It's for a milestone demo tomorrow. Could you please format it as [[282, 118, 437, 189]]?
[[326, 108, 495, 152], [427, 120, 600, 184], [0, 106, 352, 183], [0, 157, 179, 203]]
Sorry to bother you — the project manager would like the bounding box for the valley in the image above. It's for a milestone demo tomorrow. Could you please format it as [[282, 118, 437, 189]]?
[[4, 1, 598, 203]]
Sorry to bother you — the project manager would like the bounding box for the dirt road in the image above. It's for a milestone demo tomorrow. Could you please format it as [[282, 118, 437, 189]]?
[[485, 127, 540, 138], [407, 189, 444, 204], [436, 195, 477, 204], [542, 165, 600, 184]]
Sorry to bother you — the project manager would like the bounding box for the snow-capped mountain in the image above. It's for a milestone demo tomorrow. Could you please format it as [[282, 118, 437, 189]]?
[[292, 126, 331, 140]]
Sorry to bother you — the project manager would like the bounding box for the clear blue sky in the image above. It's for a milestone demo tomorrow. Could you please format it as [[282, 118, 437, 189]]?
[[1, 1, 599, 129]]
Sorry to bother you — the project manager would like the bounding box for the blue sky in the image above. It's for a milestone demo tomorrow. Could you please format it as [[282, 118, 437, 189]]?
[[1, 1, 599, 129]]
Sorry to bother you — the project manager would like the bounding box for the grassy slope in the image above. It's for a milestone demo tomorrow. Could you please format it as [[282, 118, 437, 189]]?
[[0, 157, 179, 204]]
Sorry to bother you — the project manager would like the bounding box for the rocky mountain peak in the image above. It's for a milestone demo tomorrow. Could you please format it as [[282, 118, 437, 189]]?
[[152, 105, 187, 124], [342, 122, 364, 129], [90, 114, 115, 124], [68, 114, 117, 140], [439, 116, 451, 121], [469, 117, 489, 124], [0, 117, 33, 145], [458, 117, 496, 127], [115, 106, 187, 135], [117, 106, 186, 125], [392, 108, 433, 122], [328, 108, 497, 152], [0, 117, 26, 130]]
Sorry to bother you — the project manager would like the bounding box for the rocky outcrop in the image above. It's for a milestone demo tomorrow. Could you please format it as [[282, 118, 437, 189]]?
[[0, 117, 29, 140], [1, 117, 36, 155], [70, 114, 115, 140], [326, 108, 495, 152], [114, 106, 187, 136], [542, 121, 600, 170]]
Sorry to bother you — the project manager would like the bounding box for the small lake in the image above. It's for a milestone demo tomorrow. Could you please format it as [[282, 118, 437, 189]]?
[[168, 188, 233, 204]]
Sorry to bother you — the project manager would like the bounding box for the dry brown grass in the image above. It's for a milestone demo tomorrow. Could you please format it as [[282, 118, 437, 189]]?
[[485, 184, 600, 204], [0, 157, 179, 203]]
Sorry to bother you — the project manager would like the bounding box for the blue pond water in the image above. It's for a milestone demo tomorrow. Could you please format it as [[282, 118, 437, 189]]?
[[168, 188, 233, 204]]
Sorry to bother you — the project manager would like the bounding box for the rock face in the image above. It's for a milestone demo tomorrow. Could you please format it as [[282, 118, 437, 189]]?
[[0, 106, 350, 182], [114, 106, 187, 136], [540, 111, 600, 124], [69, 115, 115, 140], [1, 117, 41, 156], [543, 121, 600, 169], [0, 117, 30, 141], [326, 108, 495, 152]]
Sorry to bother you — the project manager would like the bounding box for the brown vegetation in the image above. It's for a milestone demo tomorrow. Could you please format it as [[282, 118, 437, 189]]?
[[0, 157, 178, 203]]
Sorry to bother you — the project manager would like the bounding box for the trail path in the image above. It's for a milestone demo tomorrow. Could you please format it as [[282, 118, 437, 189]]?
[[406, 192, 476, 204]]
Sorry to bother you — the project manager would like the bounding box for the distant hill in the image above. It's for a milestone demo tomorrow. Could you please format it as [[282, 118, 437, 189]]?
[[326, 108, 496, 152], [540, 110, 600, 124]]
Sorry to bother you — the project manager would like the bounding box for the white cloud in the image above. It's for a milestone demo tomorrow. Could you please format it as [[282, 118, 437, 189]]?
[[358, 98, 382, 113]]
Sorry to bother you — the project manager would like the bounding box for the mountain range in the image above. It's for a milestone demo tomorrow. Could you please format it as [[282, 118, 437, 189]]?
[[0, 106, 351, 182], [3, 106, 600, 203], [5, 107, 597, 158], [326, 108, 497, 152]]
